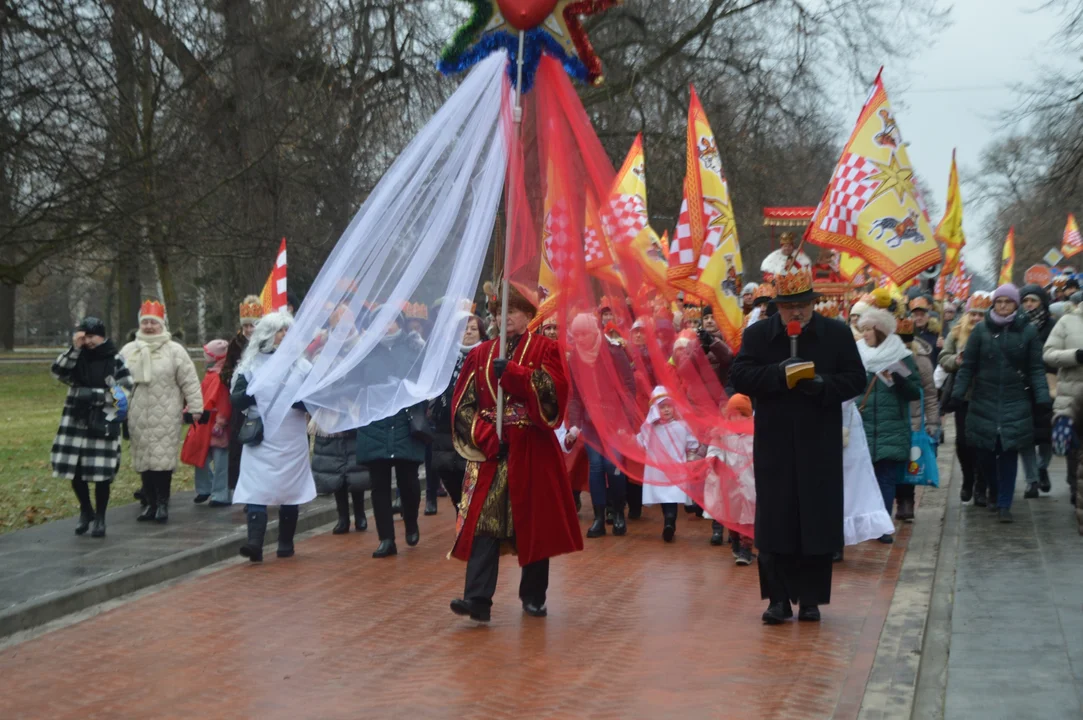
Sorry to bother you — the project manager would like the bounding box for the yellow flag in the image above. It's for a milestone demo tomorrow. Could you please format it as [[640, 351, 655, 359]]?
[[999, 227, 1015, 286], [608, 134, 669, 295], [807, 71, 941, 284], [667, 87, 743, 348], [838, 251, 866, 283], [531, 157, 569, 328], [1062, 214, 1083, 259], [936, 150, 966, 276]]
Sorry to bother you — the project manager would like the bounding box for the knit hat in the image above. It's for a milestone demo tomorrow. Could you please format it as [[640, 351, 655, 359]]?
[[725, 393, 753, 418], [850, 299, 870, 317], [1072, 291, 1083, 305], [991, 283, 1020, 306], [203, 338, 229, 362], [77, 316, 107, 338], [741, 282, 758, 297], [870, 287, 892, 309], [857, 307, 897, 338]]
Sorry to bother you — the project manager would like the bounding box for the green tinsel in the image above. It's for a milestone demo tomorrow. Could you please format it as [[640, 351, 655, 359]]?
[[439, 0, 494, 64]]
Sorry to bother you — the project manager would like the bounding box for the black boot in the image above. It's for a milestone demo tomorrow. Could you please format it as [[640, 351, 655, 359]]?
[[351, 490, 368, 531], [1039, 468, 1051, 493], [332, 487, 351, 535], [662, 505, 676, 543], [425, 497, 438, 516], [612, 504, 627, 536], [91, 482, 109, 538], [239, 511, 267, 562], [277, 505, 299, 557], [154, 475, 170, 523], [587, 505, 606, 538], [372, 539, 397, 558], [137, 476, 157, 522], [75, 508, 94, 535], [762, 601, 793, 625], [710, 520, 724, 546]]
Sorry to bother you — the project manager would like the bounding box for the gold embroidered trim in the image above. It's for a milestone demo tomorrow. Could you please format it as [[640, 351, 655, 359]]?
[[532, 364, 560, 428]]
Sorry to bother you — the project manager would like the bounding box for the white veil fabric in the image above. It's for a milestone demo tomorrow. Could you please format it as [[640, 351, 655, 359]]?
[[249, 52, 510, 436]]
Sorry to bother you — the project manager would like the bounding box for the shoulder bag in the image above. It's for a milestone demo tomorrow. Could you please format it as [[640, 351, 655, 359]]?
[[237, 410, 264, 446]]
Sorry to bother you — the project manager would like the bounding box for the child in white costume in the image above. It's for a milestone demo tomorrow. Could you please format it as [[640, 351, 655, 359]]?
[[841, 400, 896, 552], [704, 393, 757, 565], [635, 387, 701, 542]]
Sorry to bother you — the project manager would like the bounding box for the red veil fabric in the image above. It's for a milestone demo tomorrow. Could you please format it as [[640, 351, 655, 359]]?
[[503, 57, 754, 539]]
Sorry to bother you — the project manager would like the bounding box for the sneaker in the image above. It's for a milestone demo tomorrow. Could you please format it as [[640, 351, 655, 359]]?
[[735, 546, 753, 566], [1023, 483, 1039, 499], [998, 508, 1014, 523], [731, 542, 741, 560], [193, 494, 210, 504]]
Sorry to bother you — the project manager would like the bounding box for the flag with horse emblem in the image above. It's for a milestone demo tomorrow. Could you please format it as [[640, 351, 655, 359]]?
[[806, 70, 941, 284]]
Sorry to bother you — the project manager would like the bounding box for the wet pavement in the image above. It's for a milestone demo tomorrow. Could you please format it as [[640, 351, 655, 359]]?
[[0, 503, 909, 719], [942, 455, 1083, 719]]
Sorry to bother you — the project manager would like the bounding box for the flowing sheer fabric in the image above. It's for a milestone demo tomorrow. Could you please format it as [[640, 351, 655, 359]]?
[[508, 57, 754, 539], [250, 52, 510, 436]]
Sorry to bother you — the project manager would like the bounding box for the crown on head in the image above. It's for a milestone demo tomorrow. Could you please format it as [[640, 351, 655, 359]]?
[[752, 283, 777, 300], [403, 302, 429, 321], [139, 299, 166, 321], [683, 306, 703, 323], [896, 317, 915, 334], [778, 231, 796, 244], [239, 295, 264, 321], [967, 293, 993, 312], [776, 266, 813, 298]]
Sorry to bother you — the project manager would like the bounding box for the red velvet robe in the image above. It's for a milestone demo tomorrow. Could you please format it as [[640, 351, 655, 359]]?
[[450, 333, 583, 567]]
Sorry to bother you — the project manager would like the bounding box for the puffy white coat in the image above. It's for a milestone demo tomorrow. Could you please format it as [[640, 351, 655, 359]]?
[[1043, 307, 1083, 420], [120, 338, 203, 471]]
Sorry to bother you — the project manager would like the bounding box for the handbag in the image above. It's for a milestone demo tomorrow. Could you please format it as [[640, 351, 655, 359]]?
[[408, 404, 433, 445], [237, 411, 264, 446], [902, 388, 940, 487], [938, 370, 959, 415]]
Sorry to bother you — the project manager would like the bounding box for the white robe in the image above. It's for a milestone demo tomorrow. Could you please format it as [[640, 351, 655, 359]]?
[[637, 419, 698, 505], [233, 355, 317, 507], [842, 400, 896, 544]]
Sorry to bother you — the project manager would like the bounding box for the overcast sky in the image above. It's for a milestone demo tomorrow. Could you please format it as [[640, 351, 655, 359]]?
[[836, 0, 1067, 275]]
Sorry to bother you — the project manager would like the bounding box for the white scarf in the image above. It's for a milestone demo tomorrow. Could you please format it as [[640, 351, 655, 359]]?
[[129, 331, 171, 384], [857, 333, 912, 375]]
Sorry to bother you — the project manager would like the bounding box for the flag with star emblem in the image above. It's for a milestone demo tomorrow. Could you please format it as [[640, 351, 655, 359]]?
[[806, 70, 941, 284], [936, 150, 966, 276], [608, 134, 669, 295], [668, 86, 744, 348]]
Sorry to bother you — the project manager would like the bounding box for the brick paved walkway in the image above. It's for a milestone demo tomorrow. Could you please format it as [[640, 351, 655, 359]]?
[[0, 507, 909, 719]]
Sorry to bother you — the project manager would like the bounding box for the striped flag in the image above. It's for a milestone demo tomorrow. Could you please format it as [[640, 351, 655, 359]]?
[[1062, 214, 1083, 259], [936, 150, 966, 276], [260, 238, 288, 313]]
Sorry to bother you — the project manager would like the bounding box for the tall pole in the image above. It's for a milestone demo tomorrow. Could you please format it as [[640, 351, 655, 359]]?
[[496, 31, 526, 442]]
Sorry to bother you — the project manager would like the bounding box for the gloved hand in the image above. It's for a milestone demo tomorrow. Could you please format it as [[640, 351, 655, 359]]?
[[183, 412, 194, 424], [497, 442, 509, 460], [795, 375, 824, 396], [697, 329, 713, 353], [493, 358, 508, 379], [197, 410, 211, 425], [778, 356, 807, 383]]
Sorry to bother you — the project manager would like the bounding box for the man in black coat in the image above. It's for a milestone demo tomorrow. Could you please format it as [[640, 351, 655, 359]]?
[[730, 269, 866, 624]]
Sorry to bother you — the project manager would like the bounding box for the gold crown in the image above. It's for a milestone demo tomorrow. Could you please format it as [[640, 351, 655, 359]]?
[[896, 317, 915, 334], [776, 267, 814, 297], [239, 295, 264, 321], [778, 231, 796, 244], [683, 306, 703, 323], [139, 299, 166, 320], [403, 302, 429, 321], [752, 283, 777, 300], [967, 294, 993, 312]]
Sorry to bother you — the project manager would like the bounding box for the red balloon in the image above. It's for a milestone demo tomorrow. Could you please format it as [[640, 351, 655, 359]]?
[[496, 0, 559, 31]]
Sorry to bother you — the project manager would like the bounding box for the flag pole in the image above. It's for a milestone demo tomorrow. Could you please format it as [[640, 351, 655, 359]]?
[[496, 31, 526, 442]]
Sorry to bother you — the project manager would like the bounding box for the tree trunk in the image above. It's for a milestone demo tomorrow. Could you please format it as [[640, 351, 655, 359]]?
[[0, 281, 15, 351], [117, 250, 141, 338]]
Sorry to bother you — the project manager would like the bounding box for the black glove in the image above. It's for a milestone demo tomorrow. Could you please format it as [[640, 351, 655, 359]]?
[[1076, 349, 1083, 364], [795, 375, 825, 396], [197, 410, 211, 425], [778, 356, 806, 381], [697, 329, 712, 353], [493, 359, 508, 379], [183, 412, 194, 424]]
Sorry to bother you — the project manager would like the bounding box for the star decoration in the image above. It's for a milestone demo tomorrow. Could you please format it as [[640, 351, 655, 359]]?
[[438, 0, 619, 91], [867, 153, 916, 205], [706, 195, 737, 246]]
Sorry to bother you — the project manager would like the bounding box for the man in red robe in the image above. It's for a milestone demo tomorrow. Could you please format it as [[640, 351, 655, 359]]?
[[449, 287, 583, 622]]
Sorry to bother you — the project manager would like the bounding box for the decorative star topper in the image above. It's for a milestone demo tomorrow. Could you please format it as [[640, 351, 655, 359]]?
[[438, 0, 619, 91]]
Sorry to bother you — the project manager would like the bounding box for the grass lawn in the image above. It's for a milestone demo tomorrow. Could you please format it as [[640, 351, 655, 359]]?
[[0, 363, 195, 534]]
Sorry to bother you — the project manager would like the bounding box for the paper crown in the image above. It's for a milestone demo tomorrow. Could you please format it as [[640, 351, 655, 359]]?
[[139, 299, 166, 321], [599, 295, 617, 311], [909, 296, 931, 311], [403, 302, 429, 321], [1053, 275, 1069, 286], [775, 266, 815, 299], [967, 293, 993, 312], [778, 231, 797, 244], [896, 317, 915, 335], [683, 306, 703, 323], [752, 283, 777, 300], [239, 295, 264, 323]]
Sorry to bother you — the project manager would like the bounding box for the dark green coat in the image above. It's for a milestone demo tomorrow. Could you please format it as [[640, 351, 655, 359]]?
[[951, 313, 1051, 451], [355, 404, 427, 464], [860, 355, 922, 463]]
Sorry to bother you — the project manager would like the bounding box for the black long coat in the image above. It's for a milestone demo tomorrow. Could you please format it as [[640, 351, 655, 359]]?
[[730, 313, 866, 556]]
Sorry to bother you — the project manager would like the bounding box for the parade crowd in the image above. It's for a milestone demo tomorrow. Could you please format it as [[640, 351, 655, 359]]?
[[47, 246, 1083, 624]]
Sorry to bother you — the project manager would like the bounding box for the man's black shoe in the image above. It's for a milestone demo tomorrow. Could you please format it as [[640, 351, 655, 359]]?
[[522, 602, 547, 618], [798, 605, 821, 622], [762, 602, 793, 625], [450, 598, 490, 622]]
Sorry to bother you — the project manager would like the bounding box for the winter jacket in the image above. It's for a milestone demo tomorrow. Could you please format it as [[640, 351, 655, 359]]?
[[1043, 305, 1083, 421], [120, 337, 203, 472], [1021, 283, 1056, 373], [909, 338, 940, 434], [860, 355, 922, 463], [310, 429, 370, 494], [356, 405, 427, 465], [952, 313, 1051, 452]]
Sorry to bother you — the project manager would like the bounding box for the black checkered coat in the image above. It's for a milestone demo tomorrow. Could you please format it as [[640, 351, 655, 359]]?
[[50, 347, 132, 483]]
